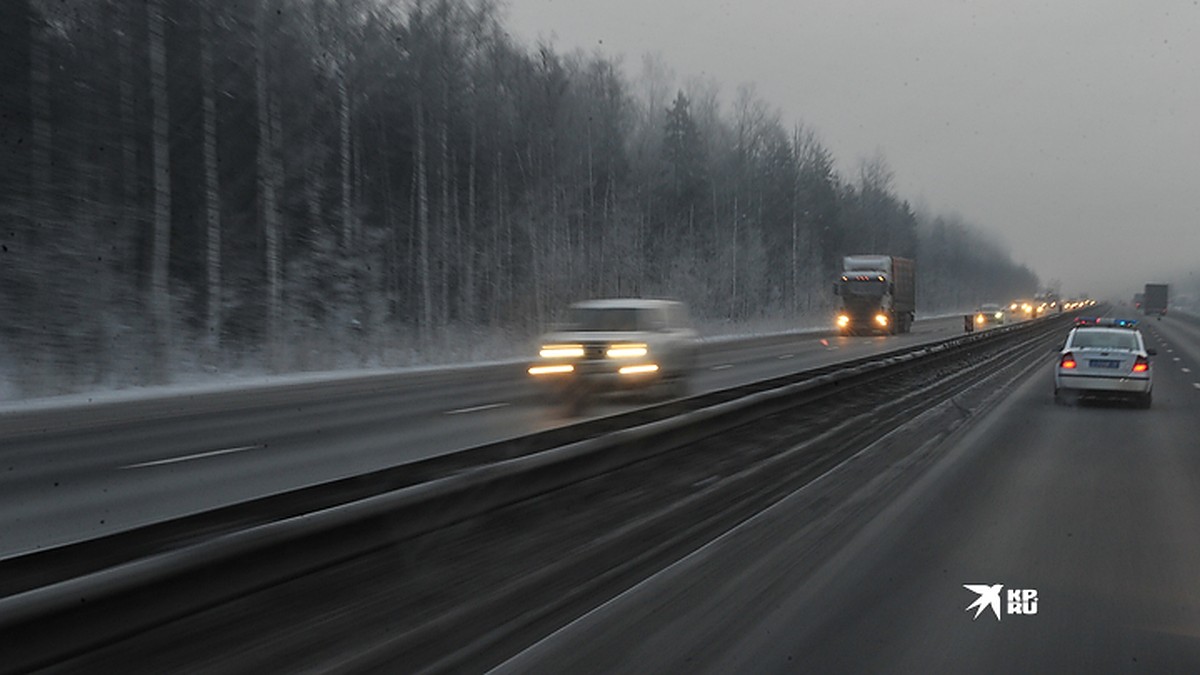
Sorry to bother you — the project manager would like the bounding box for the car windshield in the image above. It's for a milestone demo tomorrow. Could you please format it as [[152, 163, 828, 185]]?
[[1069, 331, 1139, 351], [568, 307, 654, 331]]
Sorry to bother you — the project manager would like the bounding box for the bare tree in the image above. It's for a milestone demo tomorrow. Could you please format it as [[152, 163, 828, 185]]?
[[147, 0, 171, 381], [201, 3, 222, 350]]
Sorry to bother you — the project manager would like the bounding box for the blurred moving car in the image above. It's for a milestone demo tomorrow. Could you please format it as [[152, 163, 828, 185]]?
[[1054, 318, 1154, 408], [528, 299, 699, 405], [973, 303, 1006, 327]]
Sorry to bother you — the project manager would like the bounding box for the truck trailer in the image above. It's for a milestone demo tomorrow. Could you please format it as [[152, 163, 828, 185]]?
[[833, 255, 916, 335], [1143, 284, 1168, 316]]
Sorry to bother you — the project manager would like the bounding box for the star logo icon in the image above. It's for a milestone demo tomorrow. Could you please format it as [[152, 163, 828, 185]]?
[[963, 584, 1004, 621]]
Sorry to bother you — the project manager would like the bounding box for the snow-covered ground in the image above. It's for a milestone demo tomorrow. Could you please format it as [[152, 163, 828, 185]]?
[[0, 310, 973, 411]]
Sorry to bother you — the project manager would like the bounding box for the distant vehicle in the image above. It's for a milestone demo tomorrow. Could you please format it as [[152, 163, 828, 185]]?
[[1008, 299, 1040, 319], [1143, 284, 1168, 317], [1133, 292, 1144, 311], [833, 255, 916, 335], [1054, 318, 1155, 408], [528, 299, 699, 408], [974, 303, 1006, 327]]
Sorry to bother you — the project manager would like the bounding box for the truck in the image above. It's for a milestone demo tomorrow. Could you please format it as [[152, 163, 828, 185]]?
[[1143, 284, 1168, 316], [833, 255, 916, 335]]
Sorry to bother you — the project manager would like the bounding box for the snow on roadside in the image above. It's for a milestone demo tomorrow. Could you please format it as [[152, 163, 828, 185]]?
[[0, 310, 976, 413]]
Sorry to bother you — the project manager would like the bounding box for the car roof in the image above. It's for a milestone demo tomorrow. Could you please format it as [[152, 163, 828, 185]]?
[[569, 298, 682, 310]]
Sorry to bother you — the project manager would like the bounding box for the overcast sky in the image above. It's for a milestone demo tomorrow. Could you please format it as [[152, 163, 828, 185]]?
[[502, 0, 1200, 300]]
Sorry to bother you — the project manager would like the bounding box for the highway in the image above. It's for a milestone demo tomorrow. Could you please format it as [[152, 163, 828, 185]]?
[[0, 316, 972, 557], [495, 314, 1200, 673]]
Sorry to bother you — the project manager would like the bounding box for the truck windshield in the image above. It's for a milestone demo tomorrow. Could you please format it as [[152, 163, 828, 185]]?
[[843, 279, 886, 296]]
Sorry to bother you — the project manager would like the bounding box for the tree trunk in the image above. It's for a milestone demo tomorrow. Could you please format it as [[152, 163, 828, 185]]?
[[439, 119, 450, 329], [29, 9, 51, 220], [147, 0, 172, 382], [415, 96, 431, 339], [463, 122, 476, 326], [200, 3, 221, 350], [338, 63, 353, 247], [255, 0, 281, 363]]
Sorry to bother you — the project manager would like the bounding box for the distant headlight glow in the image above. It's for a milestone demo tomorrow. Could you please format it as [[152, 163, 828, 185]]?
[[836, 314, 851, 328], [618, 364, 659, 375], [875, 314, 889, 326]]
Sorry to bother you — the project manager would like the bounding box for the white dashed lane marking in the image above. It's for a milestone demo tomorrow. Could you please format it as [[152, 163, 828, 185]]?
[[711, 364, 733, 371], [1183, 368, 1192, 374], [444, 402, 510, 415], [1174, 357, 1182, 362], [1194, 383, 1200, 390], [122, 444, 262, 469], [778, 354, 795, 360]]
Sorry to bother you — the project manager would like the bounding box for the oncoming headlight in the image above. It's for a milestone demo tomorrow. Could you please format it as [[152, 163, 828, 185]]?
[[606, 343, 648, 358], [875, 314, 889, 327], [539, 344, 584, 359], [836, 314, 851, 328]]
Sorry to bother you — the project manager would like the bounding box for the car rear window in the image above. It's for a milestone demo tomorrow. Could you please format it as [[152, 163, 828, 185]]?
[[1069, 330, 1138, 351]]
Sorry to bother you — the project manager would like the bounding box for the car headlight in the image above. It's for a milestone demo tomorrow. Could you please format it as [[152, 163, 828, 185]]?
[[994, 312, 1003, 319], [606, 343, 648, 358], [975, 314, 986, 324], [836, 314, 851, 328], [539, 344, 584, 359], [875, 314, 889, 326]]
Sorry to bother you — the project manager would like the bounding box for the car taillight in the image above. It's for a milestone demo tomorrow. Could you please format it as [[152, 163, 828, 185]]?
[[1060, 352, 1077, 369], [1132, 356, 1149, 373]]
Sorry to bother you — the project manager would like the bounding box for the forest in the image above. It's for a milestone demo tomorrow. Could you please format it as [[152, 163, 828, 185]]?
[[0, 0, 1039, 397]]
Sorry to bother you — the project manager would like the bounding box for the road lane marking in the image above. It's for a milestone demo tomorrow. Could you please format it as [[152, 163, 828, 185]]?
[[711, 364, 733, 371], [444, 402, 509, 415], [1183, 368, 1192, 374], [122, 444, 262, 469], [778, 354, 795, 360], [1174, 357, 1182, 362], [1194, 383, 1200, 390]]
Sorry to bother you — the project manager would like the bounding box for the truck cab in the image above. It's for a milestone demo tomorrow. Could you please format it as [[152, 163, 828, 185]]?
[[833, 255, 916, 335]]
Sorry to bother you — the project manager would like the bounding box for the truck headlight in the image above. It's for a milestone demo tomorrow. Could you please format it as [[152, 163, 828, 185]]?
[[875, 314, 889, 326], [606, 343, 648, 358], [836, 315, 851, 328], [539, 345, 584, 359]]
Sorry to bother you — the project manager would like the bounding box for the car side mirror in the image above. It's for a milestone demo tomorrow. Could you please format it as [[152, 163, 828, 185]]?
[[1147, 348, 1157, 356]]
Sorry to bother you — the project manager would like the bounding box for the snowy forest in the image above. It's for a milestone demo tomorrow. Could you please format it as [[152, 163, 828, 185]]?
[[0, 0, 1039, 397]]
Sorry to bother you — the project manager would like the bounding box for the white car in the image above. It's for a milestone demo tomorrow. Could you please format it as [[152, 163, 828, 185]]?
[[1054, 318, 1155, 408], [528, 299, 699, 401]]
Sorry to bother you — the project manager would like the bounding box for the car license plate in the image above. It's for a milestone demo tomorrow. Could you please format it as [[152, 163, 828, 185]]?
[[1089, 359, 1120, 368]]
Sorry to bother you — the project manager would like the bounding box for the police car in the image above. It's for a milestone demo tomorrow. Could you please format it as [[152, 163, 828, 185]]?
[[1054, 317, 1155, 408]]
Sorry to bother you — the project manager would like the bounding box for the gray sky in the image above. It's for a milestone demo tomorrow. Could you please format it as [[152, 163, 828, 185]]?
[[502, 0, 1200, 300]]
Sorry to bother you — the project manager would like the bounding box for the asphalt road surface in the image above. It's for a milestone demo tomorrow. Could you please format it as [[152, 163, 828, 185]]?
[[1, 316, 972, 557], [495, 315, 1200, 673]]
